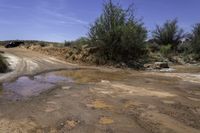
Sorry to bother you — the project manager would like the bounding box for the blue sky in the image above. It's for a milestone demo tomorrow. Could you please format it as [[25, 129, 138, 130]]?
[[0, 0, 199, 42]]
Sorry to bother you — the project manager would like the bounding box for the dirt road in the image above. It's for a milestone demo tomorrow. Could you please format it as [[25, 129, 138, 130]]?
[[0, 48, 200, 133], [0, 48, 77, 83]]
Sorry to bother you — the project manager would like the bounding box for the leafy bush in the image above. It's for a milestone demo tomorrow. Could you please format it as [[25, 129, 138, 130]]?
[[191, 23, 200, 58], [147, 42, 160, 52], [152, 19, 184, 51], [0, 55, 8, 73], [160, 44, 171, 56], [88, 0, 147, 65], [160, 44, 172, 57], [64, 41, 72, 47], [65, 37, 89, 49], [177, 40, 191, 54], [72, 37, 89, 48]]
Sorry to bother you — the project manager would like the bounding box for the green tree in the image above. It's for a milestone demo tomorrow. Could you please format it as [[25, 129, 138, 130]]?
[[191, 23, 200, 56], [88, 0, 147, 64], [152, 19, 184, 51]]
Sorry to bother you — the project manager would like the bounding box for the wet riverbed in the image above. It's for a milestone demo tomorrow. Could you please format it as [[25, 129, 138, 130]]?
[[0, 68, 130, 100], [1, 65, 200, 101], [0, 66, 200, 133]]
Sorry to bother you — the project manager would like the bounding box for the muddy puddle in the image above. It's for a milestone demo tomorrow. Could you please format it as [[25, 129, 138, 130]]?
[[1, 73, 74, 100], [51, 69, 131, 83], [1, 65, 200, 100], [0, 69, 130, 100]]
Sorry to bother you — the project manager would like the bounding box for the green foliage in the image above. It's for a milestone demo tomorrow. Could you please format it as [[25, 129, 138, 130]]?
[[72, 37, 89, 47], [0, 40, 63, 47], [160, 44, 172, 57], [65, 37, 89, 48], [147, 42, 160, 52], [88, 0, 147, 64], [177, 40, 192, 54], [191, 23, 200, 58], [0, 55, 8, 73], [64, 41, 72, 47], [152, 19, 184, 51]]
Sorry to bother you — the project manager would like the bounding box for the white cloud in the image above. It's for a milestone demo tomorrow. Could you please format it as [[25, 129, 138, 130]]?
[[35, 0, 88, 25], [38, 8, 88, 25], [0, 4, 21, 9]]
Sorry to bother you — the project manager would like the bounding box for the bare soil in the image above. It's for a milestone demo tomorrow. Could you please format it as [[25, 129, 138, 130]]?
[[0, 48, 200, 133]]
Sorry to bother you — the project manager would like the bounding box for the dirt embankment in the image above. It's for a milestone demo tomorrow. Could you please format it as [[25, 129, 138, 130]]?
[[21, 44, 134, 68], [22, 45, 198, 70], [21, 45, 100, 66]]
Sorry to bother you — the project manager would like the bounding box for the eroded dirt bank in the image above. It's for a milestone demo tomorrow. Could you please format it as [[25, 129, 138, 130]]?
[[0, 48, 200, 133]]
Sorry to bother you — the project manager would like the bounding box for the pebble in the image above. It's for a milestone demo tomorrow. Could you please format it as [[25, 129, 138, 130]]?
[[62, 86, 71, 90]]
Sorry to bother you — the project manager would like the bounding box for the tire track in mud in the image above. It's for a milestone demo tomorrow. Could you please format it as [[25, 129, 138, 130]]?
[[125, 103, 200, 133], [93, 81, 200, 133]]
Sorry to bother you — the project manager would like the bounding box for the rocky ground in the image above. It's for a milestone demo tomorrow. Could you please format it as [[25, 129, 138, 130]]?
[[0, 48, 200, 133]]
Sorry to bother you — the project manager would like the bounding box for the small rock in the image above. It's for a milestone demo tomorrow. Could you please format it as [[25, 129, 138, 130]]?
[[65, 120, 80, 130], [99, 116, 114, 125], [101, 80, 110, 84], [115, 62, 127, 68], [62, 86, 71, 90], [81, 44, 89, 49], [160, 68, 175, 72], [153, 62, 169, 69], [144, 64, 153, 68]]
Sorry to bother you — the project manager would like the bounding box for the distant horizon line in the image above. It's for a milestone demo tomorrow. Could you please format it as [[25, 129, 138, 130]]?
[[0, 39, 65, 43]]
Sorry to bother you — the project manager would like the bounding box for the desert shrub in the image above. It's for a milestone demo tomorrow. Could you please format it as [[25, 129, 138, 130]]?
[[39, 42, 47, 47], [72, 37, 89, 47], [152, 19, 184, 52], [177, 40, 192, 54], [147, 42, 160, 52], [191, 23, 200, 59], [88, 0, 147, 65], [64, 41, 72, 47], [0, 55, 8, 73], [160, 44, 172, 57]]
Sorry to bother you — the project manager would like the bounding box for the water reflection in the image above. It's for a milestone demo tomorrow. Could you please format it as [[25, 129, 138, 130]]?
[[2, 74, 73, 100], [51, 69, 130, 83]]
